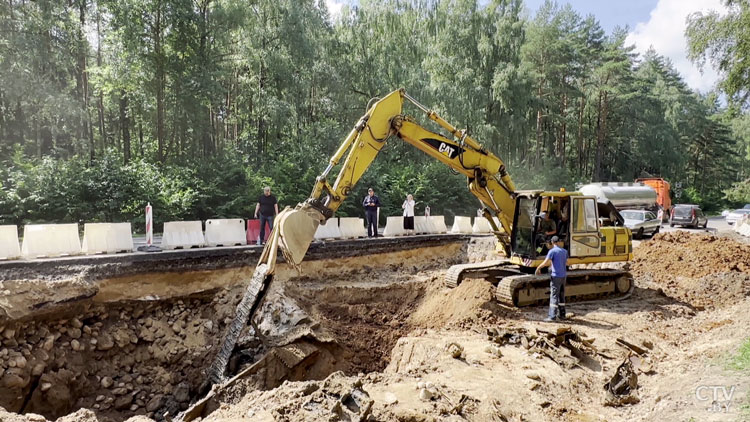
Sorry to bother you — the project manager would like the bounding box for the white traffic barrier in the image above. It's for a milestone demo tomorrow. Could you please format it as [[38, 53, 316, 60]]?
[[472, 217, 493, 233], [205, 219, 246, 247], [82, 223, 134, 254], [450, 216, 473, 234], [22, 224, 81, 258], [429, 216, 448, 233], [383, 216, 406, 237], [161, 221, 205, 249], [0, 225, 21, 260], [414, 216, 431, 234], [339, 217, 367, 238], [314, 218, 342, 240]]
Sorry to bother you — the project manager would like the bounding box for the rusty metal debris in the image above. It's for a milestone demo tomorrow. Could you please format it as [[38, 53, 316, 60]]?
[[486, 326, 598, 369], [604, 356, 640, 406]]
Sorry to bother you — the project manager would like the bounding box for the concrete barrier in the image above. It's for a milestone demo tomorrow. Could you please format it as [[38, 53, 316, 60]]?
[[314, 218, 342, 240], [0, 225, 21, 260], [161, 221, 205, 249], [451, 216, 472, 234], [429, 216, 448, 233], [82, 223, 134, 254], [472, 217, 493, 233], [383, 216, 406, 237], [339, 217, 367, 238], [205, 219, 246, 247], [22, 224, 81, 258], [414, 216, 430, 234]]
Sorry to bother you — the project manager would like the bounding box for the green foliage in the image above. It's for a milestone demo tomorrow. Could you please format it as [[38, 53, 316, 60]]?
[[727, 337, 750, 372], [687, 1, 750, 106]]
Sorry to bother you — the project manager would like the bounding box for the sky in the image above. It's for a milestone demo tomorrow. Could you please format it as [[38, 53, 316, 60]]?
[[325, 0, 727, 93]]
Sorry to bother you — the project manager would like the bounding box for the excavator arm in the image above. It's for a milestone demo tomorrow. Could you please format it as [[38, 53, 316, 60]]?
[[299, 88, 517, 262]]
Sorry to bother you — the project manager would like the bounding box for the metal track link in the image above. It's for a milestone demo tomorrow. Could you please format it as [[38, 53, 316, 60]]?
[[206, 263, 270, 385], [443, 259, 508, 289]]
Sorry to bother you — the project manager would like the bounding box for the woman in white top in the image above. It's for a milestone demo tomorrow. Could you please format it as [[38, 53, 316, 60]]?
[[402, 194, 415, 234]]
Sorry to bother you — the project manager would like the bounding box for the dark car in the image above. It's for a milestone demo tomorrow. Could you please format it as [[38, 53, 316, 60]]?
[[670, 204, 708, 228]]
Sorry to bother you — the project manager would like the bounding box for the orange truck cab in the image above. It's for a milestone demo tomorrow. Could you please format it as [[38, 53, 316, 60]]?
[[635, 178, 671, 219]]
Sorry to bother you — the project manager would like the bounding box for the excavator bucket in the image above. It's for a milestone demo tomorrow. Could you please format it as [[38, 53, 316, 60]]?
[[275, 204, 323, 267]]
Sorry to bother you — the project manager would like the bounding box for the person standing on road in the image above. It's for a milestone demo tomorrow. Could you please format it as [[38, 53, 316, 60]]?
[[535, 236, 568, 322], [254, 186, 278, 245], [402, 194, 415, 235], [363, 188, 381, 237]]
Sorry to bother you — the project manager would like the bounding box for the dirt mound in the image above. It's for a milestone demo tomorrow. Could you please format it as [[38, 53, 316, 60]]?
[[409, 278, 505, 329], [631, 231, 750, 307]]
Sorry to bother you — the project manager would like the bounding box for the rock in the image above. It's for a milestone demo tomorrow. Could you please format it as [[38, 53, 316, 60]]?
[[446, 342, 464, 359], [96, 395, 106, 402], [129, 404, 139, 411], [83, 326, 92, 335], [526, 373, 541, 381], [418, 388, 435, 401], [42, 335, 55, 352], [31, 363, 45, 376], [90, 338, 98, 346], [71, 339, 81, 351], [174, 381, 191, 403], [71, 318, 83, 328], [24, 414, 45, 422], [112, 387, 128, 396], [484, 345, 503, 358], [97, 335, 114, 351], [40, 382, 53, 392], [2, 328, 15, 339], [101, 376, 114, 388], [114, 394, 134, 410], [146, 394, 165, 412], [8, 359, 16, 368], [383, 392, 399, 405], [2, 372, 26, 388], [68, 328, 82, 339], [204, 321, 213, 331]]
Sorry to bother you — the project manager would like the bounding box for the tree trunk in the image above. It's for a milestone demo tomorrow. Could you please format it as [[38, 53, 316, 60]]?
[[96, 5, 105, 148], [154, 1, 165, 162], [119, 90, 131, 164]]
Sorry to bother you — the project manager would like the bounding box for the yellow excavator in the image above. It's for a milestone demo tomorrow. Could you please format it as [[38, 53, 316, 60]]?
[[205, 88, 634, 384]]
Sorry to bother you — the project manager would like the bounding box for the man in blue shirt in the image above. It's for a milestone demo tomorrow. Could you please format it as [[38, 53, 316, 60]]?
[[362, 188, 381, 237], [535, 235, 568, 321]]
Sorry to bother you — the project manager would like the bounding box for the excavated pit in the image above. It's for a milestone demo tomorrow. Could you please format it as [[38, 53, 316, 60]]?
[[0, 235, 484, 421]]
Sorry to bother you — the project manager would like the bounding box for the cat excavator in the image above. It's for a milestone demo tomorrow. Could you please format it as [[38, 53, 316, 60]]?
[[205, 88, 633, 386]]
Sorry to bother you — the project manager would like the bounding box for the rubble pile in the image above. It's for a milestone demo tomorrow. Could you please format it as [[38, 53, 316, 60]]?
[[0, 289, 244, 421]]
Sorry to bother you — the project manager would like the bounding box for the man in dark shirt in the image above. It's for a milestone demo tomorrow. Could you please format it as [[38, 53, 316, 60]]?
[[254, 186, 278, 245], [362, 188, 381, 237]]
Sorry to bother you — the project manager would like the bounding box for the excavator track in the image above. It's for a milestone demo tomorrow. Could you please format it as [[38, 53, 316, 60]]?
[[445, 262, 633, 307], [494, 269, 633, 307], [443, 259, 509, 288]]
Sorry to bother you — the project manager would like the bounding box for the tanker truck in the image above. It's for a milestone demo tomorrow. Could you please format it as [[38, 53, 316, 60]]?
[[577, 182, 662, 218]]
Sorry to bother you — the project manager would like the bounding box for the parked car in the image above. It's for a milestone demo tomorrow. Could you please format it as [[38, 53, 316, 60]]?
[[744, 204, 750, 209], [621, 210, 661, 238], [670, 204, 708, 228], [726, 209, 750, 225]]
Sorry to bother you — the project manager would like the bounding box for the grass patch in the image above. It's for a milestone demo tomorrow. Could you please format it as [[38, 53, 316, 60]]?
[[727, 337, 750, 372]]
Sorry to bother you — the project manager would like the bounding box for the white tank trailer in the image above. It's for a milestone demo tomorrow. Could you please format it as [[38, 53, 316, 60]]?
[[577, 182, 658, 210]]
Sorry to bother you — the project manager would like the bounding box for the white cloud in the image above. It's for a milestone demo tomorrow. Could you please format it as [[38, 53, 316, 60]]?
[[325, 0, 345, 19], [626, 0, 726, 93]]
